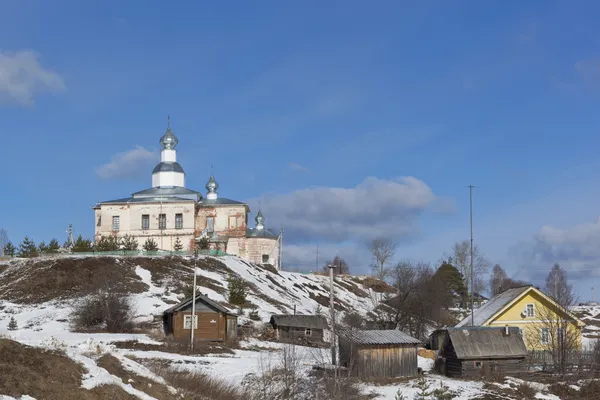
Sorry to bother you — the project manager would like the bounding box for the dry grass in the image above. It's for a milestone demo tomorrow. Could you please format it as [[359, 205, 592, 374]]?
[[355, 276, 396, 293], [110, 338, 235, 356], [0, 338, 137, 400]]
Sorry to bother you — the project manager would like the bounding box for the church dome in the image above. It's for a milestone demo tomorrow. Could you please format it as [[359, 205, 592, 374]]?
[[152, 161, 185, 174], [160, 128, 178, 150], [206, 175, 219, 193]]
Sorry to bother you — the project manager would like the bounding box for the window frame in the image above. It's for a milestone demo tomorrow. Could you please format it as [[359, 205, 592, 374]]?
[[158, 213, 167, 230], [262, 254, 270, 263], [541, 328, 550, 344], [141, 214, 150, 230], [175, 213, 183, 229], [474, 361, 482, 368], [206, 216, 215, 233], [183, 315, 198, 330], [526, 303, 535, 318], [305, 328, 312, 337], [112, 215, 120, 232]]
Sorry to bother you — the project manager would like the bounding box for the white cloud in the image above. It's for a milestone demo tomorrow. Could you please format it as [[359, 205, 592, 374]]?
[[287, 162, 310, 173], [0, 50, 66, 105], [516, 217, 600, 280], [95, 146, 157, 180], [252, 176, 449, 243]]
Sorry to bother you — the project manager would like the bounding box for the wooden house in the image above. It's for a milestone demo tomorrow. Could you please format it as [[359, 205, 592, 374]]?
[[338, 329, 421, 378], [269, 314, 328, 344], [163, 294, 238, 342], [437, 326, 528, 378], [455, 285, 585, 351]]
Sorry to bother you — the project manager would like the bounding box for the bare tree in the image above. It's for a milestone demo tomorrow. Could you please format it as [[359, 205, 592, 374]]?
[[489, 264, 530, 296], [368, 237, 397, 280], [545, 263, 574, 308], [450, 240, 490, 294], [322, 255, 350, 275]]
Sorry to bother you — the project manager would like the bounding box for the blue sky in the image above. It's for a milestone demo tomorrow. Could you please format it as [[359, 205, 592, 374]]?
[[1, 0, 600, 298]]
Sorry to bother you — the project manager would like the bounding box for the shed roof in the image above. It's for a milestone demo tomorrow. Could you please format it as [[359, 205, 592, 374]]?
[[269, 314, 329, 329], [445, 327, 528, 360], [339, 329, 421, 345], [163, 293, 236, 316], [456, 286, 531, 327]]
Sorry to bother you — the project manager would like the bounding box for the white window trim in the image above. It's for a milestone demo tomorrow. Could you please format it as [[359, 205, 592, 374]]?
[[175, 213, 183, 229], [526, 303, 535, 318], [541, 328, 549, 344], [112, 216, 120, 232], [183, 315, 198, 330]]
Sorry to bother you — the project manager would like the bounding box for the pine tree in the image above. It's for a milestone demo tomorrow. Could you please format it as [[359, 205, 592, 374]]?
[[143, 238, 159, 252], [227, 274, 248, 306], [72, 235, 94, 252], [96, 236, 119, 251], [413, 377, 433, 400], [47, 238, 61, 254], [17, 236, 39, 258], [198, 236, 210, 250], [173, 236, 184, 252], [3, 241, 16, 257], [120, 234, 139, 251], [38, 241, 48, 254], [7, 316, 18, 331]]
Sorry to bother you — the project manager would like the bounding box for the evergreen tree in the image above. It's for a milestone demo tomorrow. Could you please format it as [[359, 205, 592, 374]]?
[[72, 235, 94, 252], [143, 238, 159, 252], [96, 236, 119, 251], [198, 236, 210, 250], [38, 241, 48, 254], [47, 238, 61, 253], [227, 274, 248, 306], [3, 241, 16, 257], [120, 234, 139, 251], [173, 236, 184, 252], [17, 236, 39, 258], [433, 261, 468, 308], [7, 316, 18, 331], [413, 377, 433, 400]]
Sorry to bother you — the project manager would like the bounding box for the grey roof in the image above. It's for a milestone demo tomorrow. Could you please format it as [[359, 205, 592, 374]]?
[[163, 293, 236, 316], [270, 314, 329, 329], [132, 186, 201, 200], [198, 197, 246, 206], [96, 196, 196, 205], [445, 327, 528, 360], [246, 228, 279, 239], [152, 161, 185, 174], [338, 329, 421, 345], [456, 286, 531, 327]]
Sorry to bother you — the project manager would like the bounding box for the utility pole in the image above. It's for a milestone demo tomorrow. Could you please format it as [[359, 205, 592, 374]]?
[[316, 245, 319, 272], [190, 248, 198, 351], [468, 185, 475, 326], [592, 287, 595, 303], [328, 263, 337, 394], [279, 228, 284, 270]]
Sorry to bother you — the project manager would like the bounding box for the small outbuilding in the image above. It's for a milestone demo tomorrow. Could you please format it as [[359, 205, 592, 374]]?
[[338, 329, 421, 378], [163, 294, 238, 342], [269, 314, 329, 345], [437, 326, 528, 378]]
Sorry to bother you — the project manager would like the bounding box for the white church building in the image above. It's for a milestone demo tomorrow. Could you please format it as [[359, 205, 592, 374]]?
[[93, 118, 282, 268]]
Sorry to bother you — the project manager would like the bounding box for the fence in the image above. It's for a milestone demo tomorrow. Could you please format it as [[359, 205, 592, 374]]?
[[528, 350, 600, 373], [3, 249, 230, 259]]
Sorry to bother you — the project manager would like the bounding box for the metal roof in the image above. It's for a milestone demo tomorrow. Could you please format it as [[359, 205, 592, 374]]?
[[246, 228, 279, 239], [456, 286, 531, 327], [96, 196, 197, 205], [198, 197, 246, 206], [163, 293, 236, 316], [338, 329, 421, 345], [445, 327, 528, 360], [152, 162, 185, 174], [133, 186, 201, 197], [270, 314, 329, 329]]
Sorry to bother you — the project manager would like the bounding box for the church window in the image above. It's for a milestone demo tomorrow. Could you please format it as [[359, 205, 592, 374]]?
[[141, 214, 150, 230], [112, 216, 120, 232], [262, 254, 269, 263], [206, 216, 214, 233], [159, 214, 166, 230], [175, 213, 183, 229], [229, 216, 237, 229]]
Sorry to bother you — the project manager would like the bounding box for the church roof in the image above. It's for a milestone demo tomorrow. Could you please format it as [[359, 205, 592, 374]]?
[[246, 228, 279, 239], [95, 196, 196, 206], [152, 161, 185, 174], [198, 197, 247, 206], [132, 186, 201, 198]]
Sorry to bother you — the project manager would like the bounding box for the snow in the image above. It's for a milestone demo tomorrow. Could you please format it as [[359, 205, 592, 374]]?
[[417, 356, 434, 372], [364, 375, 484, 399]]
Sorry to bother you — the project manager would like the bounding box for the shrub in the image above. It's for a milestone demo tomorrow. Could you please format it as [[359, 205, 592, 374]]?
[[7, 317, 17, 331], [248, 308, 260, 321], [72, 291, 134, 333], [71, 235, 93, 252], [95, 236, 119, 251], [143, 238, 159, 252], [17, 236, 38, 258], [3, 241, 16, 257], [198, 236, 210, 250], [173, 236, 184, 252], [120, 234, 138, 251], [516, 383, 536, 399]]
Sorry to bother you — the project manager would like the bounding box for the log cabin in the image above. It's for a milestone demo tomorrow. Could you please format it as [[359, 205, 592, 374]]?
[[163, 294, 238, 342], [338, 329, 421, 378], [269, 314, 328, 345]]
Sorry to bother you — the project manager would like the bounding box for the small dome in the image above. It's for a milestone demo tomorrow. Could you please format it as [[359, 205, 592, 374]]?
[[160, 128, 178, 150], [255, 210, 265, 229], [206, 175, 219, 193], [152, 161, 185, 174]]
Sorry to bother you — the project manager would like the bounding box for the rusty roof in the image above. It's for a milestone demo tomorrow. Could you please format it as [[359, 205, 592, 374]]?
[[445, 327, 528, 360], [269, 314, 329, 329], [339, 329, 421, 345]]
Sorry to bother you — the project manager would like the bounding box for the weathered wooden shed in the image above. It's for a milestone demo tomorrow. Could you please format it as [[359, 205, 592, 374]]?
[[427, 328, 448, 351], [269, 314, 328, 344], [338, 329, 421, 378], [163, 294, 237, 342], [437, 326, 528, 379]]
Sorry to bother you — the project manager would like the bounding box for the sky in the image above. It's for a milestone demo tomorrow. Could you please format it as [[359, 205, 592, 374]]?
[[1, 0, 600, 298]]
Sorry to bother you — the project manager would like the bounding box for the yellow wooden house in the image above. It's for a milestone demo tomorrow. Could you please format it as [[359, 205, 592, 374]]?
[[456, 286, 585, 351]]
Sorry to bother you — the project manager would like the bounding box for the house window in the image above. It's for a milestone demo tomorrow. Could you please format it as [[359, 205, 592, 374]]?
[[112, 216, 120, 232], [206, 216, 214, 233], [541, 328, 550, 344], [305, 328, 312, 336], [183, 315, 198, 330], [474, 361, 482, 368], [229, 216, 237, 229], [175, 213, 183, 229], [262, 254, 269, 263], [159, 214, 167, 230], [526, 304, 535, 318], [141, 214, 150, 230]]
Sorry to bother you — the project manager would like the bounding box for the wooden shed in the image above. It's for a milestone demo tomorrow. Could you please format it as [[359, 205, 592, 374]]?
[[269, 314, 328, 345], [437, 326, 528, 379], [163, 294, 238, 342], [338, 329, 421, 378]]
